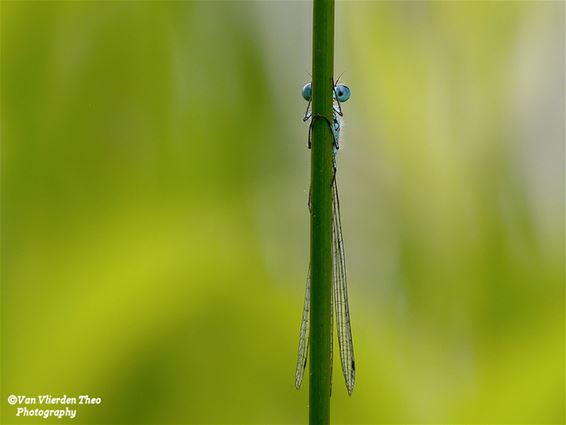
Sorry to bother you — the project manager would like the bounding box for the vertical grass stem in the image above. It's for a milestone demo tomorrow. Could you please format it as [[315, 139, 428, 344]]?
[[309, 0, 335, 423]]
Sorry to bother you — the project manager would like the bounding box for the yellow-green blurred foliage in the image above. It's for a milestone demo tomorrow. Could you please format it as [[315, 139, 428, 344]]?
[[1, 1, 563, 424]]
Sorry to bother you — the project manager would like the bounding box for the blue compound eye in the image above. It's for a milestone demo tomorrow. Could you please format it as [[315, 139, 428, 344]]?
[[302, 83, 312, 101], [335, 84, 350, 102]]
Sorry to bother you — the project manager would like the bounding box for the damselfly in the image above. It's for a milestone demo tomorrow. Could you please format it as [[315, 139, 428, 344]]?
[[295, 81, 355, 395]]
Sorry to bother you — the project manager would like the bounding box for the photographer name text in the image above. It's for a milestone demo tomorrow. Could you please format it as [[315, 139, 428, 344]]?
[[7, 394, 102, 419]]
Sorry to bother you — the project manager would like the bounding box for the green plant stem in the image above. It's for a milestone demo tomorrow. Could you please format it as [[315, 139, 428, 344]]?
[[309, 0, 335, 423]]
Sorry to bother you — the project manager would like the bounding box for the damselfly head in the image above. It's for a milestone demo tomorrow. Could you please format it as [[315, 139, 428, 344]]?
[[302, 82, 351, 103], [302, 83, 312, 102], [334, 84, 351, 102]]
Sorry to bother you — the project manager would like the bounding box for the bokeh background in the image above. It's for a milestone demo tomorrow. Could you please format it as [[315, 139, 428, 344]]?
[[1, 1, 564, 424]]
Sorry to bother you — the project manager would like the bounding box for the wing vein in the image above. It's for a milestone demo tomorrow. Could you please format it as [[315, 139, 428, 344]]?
[[295, 265, 310, 389]]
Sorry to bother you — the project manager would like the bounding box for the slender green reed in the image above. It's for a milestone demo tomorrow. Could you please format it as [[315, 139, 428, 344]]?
[[309, 0, 335, 423]]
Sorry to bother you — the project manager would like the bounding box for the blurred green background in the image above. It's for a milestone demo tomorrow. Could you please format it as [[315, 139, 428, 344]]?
[[1, 1, 564, 424]]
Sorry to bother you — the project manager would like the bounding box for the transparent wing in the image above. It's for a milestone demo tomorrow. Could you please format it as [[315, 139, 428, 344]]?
[[295, 266, 310, 389], [295, 264, 335, 396], [332, 178, 355, 395]]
